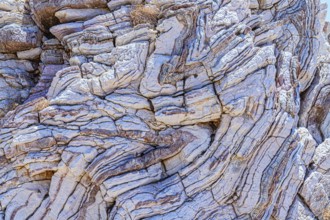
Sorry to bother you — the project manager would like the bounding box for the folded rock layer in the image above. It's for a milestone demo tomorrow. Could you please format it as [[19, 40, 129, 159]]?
[[0, 0, 330, 219]]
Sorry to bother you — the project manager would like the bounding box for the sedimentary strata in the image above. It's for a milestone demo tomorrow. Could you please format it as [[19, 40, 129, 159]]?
[[0, 0, 330, 219]]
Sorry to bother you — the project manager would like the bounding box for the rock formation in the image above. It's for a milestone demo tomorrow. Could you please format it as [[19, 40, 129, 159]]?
[[0, 0, 330, 219]]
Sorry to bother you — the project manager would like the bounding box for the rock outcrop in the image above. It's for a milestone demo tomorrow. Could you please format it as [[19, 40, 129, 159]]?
[[0, 0, 330, 219]]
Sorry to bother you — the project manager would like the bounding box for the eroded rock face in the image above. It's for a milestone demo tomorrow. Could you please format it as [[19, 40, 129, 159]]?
[[0, 0, 41, 118], [0, 0, 330, 219]]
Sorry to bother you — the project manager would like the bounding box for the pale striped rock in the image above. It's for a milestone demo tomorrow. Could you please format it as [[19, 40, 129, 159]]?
[[0, 0, 329, 220]]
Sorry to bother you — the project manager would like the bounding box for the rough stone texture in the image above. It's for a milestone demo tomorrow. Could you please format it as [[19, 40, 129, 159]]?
[[0, 0, 330, 219]]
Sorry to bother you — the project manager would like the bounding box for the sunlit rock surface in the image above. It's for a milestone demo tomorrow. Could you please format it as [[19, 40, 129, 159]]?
[[0, 0, 330, 219]]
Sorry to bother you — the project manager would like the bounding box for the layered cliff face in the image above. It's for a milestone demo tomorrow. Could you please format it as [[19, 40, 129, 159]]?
[[0, 0, 330, 219]]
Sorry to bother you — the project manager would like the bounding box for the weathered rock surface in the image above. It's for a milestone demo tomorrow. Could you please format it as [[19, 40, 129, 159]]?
[[0, 0, 330, 219]]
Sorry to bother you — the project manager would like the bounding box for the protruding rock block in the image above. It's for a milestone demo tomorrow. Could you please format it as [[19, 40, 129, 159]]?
[[0, 24, 42, 53]]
